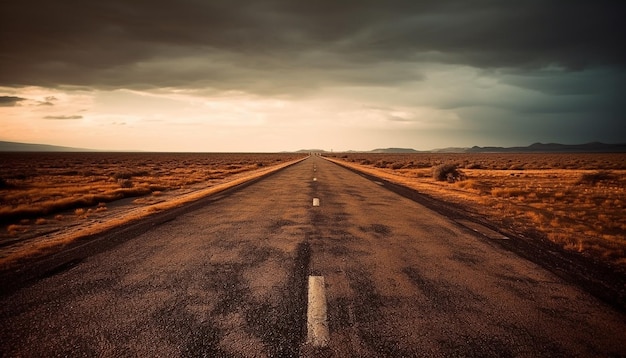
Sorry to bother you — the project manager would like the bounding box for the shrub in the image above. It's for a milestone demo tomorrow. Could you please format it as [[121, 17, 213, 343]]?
[[113, 172, 133, 180], [577, 171, 615, 185], [433, 164, 465, 182], [0, 176, 18, 188], [465, 163, 484, 169], [113, 170, 149, 180], [374, 160, 389, 168], [7, 224, 28, 236], [118, 179, 133, 188]]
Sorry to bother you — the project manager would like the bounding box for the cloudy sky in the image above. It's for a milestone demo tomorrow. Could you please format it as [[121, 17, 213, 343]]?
[[1, 0, 624, 151]]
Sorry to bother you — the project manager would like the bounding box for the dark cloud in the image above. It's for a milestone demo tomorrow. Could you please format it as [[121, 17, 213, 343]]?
[[38, 96, 58, 106], [1, 0, 624, 90], [43, 115, 83, 120], [500, 67, 626, 96], [0, 96, 26, 106], [1, 0, 624, 145]]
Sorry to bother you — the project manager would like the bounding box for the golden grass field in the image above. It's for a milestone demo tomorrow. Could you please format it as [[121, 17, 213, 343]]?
[[0, 152, 306, 267], [326, 153, 626, 268]]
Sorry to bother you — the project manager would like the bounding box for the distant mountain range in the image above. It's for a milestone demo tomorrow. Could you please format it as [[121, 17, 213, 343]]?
[[0, 141, 93, 152], [295, 149, 326, 153], [343, 142, 626, 153], [1, 140, 625, 153], [369, 148, 421, 153], [454, 142, 626, 153]]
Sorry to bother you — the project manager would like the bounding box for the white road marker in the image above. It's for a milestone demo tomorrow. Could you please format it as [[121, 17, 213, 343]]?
[[312, 198, 320, 206], [313, 177, 317, 181], [307, 276, 329, 347]]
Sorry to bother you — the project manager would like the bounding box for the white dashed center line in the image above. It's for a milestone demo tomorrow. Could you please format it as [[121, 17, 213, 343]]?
[[307, 276, 329, 347], [312, 198, 320, 207]]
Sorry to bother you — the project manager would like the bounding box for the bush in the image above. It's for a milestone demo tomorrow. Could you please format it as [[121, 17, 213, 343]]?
[[113, 170, 149, 180], [118, 179, 133, 188], [374, 160, 389, 168], [465, 163, 484, 169], [433, 164, 465, 182], [577, 171, 615, 185], [113, 172, 133, 180]]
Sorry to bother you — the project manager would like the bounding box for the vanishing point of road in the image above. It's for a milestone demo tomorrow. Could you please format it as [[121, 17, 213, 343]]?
[[1, 156, 625, 357]]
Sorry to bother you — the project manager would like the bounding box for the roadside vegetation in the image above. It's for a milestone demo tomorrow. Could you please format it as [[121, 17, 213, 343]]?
[[0, 152, 305, 266], [328, 153, 626, 268]]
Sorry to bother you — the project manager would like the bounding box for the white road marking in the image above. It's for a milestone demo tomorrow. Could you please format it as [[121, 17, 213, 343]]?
[[313, 198, 320, 206], [307, 276, 329, 347], [374, 181, 384, 186], [313, 177, 317, 181]]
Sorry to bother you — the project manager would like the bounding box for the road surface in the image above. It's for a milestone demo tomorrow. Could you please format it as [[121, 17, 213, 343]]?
[[1, 156, 625, 357]]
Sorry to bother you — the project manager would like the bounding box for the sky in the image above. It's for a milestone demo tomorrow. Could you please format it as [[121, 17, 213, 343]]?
[[0, 0, 625, 152]]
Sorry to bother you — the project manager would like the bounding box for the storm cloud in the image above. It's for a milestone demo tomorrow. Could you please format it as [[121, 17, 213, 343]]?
[[0, 0, 624, 150], [1, 0, 624, 90], [0, 96, 26, 107]]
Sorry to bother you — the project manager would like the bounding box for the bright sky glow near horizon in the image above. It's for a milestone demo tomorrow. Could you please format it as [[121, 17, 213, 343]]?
[[1, 1, 625, 152]]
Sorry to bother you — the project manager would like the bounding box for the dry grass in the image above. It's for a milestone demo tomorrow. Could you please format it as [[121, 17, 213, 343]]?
[[0, 152, 306, 268], [327, 153, 626, 267]]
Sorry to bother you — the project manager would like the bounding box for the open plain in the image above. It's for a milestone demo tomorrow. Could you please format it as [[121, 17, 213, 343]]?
[[326, 153, 626, 269]]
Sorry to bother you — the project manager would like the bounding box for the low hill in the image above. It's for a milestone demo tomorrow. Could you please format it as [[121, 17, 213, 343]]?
[[466, 142, 626, 153], [0, 141, 93, 152], [295, 149, 326, 153], [433, 142, 626, 153], [370, 148, 421, 153]]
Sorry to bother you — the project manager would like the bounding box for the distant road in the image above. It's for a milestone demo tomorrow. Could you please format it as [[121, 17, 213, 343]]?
[[1, 156, 625, 357]]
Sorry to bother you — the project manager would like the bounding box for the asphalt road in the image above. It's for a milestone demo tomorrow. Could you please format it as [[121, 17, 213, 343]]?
[[1, 156, 625, 357]]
